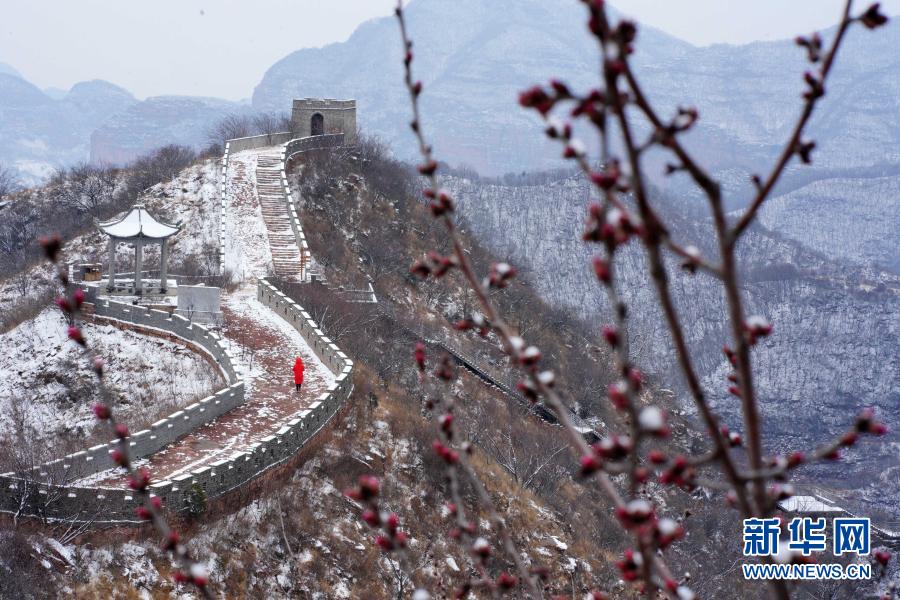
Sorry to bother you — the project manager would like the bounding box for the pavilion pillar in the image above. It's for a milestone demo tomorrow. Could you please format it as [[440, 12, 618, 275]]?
[[134, 240, 143, 295], [107, 238, 116, 291], [159, 239, 169, 292]]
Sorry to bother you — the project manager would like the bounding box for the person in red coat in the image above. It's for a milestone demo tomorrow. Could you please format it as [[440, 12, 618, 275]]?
[[292, 357, 305, 392]]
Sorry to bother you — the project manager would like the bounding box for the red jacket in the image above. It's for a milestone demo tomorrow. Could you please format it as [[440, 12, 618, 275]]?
[[292, 357, 305, 385]]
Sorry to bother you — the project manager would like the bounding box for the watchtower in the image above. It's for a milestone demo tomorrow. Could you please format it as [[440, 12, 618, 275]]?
[[291, 98, 357, 143]]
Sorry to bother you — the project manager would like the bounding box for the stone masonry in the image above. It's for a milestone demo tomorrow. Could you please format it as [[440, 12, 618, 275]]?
[[291, 98, 357, 143]]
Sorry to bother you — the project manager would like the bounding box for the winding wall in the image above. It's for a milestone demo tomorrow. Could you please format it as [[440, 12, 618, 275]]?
[[0, 135, 353, 524]]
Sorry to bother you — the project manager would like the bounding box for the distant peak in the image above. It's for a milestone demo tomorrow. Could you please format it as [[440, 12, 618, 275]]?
[[0, 62, 22, 79], [66, 79, 135, 100]]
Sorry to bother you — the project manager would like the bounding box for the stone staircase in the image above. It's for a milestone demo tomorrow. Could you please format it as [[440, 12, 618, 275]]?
[[256, 152, 303, 280]]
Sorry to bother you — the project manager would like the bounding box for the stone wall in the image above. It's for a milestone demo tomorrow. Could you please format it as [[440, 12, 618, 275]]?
[[0, 280, 353, 524], [281, 133, 345, 278], [226, 131, 295, 154], [219, 144, 229, 274]]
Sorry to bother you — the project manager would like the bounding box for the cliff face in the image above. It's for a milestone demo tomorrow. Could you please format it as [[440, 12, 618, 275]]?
[[448, 172, 900, 519]]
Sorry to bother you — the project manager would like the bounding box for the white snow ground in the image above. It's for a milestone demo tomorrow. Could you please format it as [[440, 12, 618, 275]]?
[[0, 307, 222, 454]]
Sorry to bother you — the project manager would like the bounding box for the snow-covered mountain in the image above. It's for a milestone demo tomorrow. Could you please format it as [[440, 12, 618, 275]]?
[[0, 69, 247, 181], [253, 0, 900, 176], [0, 74, 136, 182], [756, 174, 900, 273]]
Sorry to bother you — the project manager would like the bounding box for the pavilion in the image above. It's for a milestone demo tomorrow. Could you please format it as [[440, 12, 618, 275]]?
[[96, 204, 181, 295]]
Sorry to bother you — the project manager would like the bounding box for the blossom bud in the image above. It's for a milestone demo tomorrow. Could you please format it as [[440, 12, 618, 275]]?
[[440, 413, 454, 432], [592, 256, 611, 283], [39, 234, 62, 262], [410, 260, 431, 278], [417, 160, 438, 176], [386, 512, 400, 533], [496, 572, 518, 589], [860, 3, 889, 29], [472, 537, 491, 558], [375, 534, 394, 551], [111, 448, 126, 466], [607, 381, 628, 410], [648, 450, 667, 464], [519, 345, 541, 366], [488, 262, 516, 288], [579, 453, 602, 477], [638, 406, 669, 437], [162, 529, 180, 551], [359, 475, 380, 499], [601, 325, 618, 347], [67, 326, 85, 346], [414, 342, 426, 371], [128, 467, 151, 491], [361, 509, 380, 527], [55, 296, 73, 313]]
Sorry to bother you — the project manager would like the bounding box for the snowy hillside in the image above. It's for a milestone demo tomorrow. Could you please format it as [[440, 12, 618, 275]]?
[[0, 308, 221, 458], [448, 173, 900, 520], [757, 174, 900, 273]]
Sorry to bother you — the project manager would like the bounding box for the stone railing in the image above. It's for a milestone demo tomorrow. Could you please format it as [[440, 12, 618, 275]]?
[[0, 280, 352, 524], [219, 142, 230, 274], [225, 131, 294, 154], [280, 134, 344, 279], [0, 287, 243, 522]]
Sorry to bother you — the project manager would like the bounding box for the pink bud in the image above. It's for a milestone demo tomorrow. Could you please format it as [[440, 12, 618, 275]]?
[[386, 512, 400, 532], [414, 342, 426, 371], [496, 572, 518, 589], [67, 326, 85, 346], [601, 325, 618, 347], [592, 256, 611, 283], [579, 453, 602, 477], [607, 381, 628, 410], [55, 296, 73, 313]]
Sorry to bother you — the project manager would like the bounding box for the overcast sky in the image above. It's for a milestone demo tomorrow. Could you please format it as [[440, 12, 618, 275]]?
[[2, 0, 898, 100]]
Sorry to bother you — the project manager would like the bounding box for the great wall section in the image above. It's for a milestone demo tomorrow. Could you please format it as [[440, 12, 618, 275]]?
[[0, 133, 353, 524]]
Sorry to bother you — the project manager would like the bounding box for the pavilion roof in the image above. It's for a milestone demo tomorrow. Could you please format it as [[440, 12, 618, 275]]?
[[96, 204, 180, 240]]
